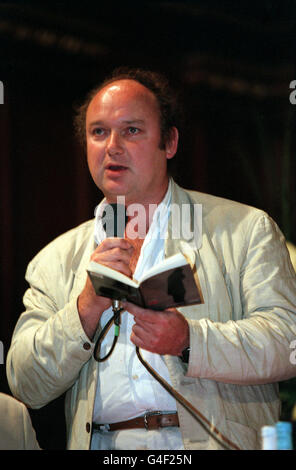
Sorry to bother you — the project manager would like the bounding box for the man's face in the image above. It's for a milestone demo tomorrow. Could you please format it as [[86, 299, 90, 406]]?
[[85, 79, 178, 206]]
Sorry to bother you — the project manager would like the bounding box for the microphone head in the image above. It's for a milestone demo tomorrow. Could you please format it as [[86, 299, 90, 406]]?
[[102, 203, 128, 237]]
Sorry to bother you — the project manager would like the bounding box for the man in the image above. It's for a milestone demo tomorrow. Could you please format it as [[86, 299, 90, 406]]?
[[0, 393, 40, 450], [6, 68, 296, 450]]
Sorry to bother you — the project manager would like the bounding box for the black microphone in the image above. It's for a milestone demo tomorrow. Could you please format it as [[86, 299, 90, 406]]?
[[101, 203, 128, 312], [102, 203, 128, 238]]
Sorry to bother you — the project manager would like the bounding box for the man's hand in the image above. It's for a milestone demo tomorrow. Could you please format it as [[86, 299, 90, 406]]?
[[123, 301, 189, 356], [77, 238, 134, 339]]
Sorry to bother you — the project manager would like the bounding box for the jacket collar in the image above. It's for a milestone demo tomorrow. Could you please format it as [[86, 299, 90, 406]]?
[[165, 179, 202, 258]]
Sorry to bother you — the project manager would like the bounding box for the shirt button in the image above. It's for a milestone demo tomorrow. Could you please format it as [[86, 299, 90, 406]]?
[[83, 342, 91, 351], [86, 422, 91, 433]]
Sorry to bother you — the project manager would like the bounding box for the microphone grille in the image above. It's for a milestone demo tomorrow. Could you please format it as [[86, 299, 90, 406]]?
[[102, 203, 127, 237]]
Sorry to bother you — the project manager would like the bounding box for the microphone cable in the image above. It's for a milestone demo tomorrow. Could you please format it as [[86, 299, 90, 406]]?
[[93, 308, 240, 450], [135, 345, 240, 451], [93, 300, 124, 362]]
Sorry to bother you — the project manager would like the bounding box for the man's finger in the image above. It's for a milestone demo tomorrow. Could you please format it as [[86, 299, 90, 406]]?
[[123, 301, 161, 322]]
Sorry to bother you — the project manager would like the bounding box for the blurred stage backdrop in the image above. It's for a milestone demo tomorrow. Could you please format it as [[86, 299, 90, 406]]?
[[0, 1, 295, 449]]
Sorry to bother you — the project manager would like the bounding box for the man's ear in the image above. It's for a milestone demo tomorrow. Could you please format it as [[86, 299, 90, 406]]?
[[165, 127, 179, 160]]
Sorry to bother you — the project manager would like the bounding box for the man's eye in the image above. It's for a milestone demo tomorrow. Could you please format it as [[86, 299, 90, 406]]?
[[127, 127, 140, 135], [93, 128, 105, 136]]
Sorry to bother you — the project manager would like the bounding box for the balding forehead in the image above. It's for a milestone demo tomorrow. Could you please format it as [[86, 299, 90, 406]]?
[[85, 79, 163, 135], [93, 79, 158, 106], [100, 78, 152, 93], [87, 79, 161, 123]]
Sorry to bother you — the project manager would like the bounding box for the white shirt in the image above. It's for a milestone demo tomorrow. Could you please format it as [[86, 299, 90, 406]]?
[[91, 180, 184, 450]]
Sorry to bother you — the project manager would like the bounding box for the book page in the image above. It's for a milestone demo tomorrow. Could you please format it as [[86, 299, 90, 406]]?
[[88, 261, 139, 288], [138, 252, 187, 284]]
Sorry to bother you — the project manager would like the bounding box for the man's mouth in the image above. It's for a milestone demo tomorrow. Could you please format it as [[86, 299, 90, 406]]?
[[105, 164, 128, 172]]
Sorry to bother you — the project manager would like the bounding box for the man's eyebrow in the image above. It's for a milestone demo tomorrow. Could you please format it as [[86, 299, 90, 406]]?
[[122, 119, 145, 125], [88, 119, 145, 127], [87, 120, 104, 127]]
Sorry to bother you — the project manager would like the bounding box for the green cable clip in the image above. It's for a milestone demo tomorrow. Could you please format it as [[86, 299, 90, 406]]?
[[114, 325, 120, 337]]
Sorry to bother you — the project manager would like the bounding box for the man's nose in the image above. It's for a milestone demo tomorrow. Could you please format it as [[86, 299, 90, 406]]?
[[106, 131, 123, 155]]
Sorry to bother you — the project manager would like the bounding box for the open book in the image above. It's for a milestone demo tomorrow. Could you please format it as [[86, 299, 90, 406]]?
[[87, 252, 204, 310]]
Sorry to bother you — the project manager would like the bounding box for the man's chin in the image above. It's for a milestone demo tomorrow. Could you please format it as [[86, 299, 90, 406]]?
[[100, 179, 132, 201]]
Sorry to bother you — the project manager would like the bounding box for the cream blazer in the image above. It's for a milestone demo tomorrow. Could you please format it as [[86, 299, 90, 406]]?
[[6, 181, 296, 450], [0, 393, 40, 450]]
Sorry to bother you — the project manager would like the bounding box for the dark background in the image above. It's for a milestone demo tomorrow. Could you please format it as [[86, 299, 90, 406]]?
[[0, 0, 295, 449]]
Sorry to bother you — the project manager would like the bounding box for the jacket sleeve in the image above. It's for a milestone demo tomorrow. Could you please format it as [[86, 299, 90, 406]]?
[[187, 213, 296, 385], [6, 250, 95, 409]]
